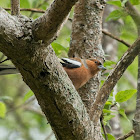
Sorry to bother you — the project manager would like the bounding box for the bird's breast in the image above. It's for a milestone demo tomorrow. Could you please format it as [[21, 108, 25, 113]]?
[[63, 66, 91, 89]]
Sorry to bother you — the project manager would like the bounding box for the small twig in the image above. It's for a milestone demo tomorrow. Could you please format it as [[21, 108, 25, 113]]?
[[102, 30, 131, 48], [111, 102, 117, 108], [0, 58, 9, 64], [100, 114, 108, 140], [117, 130, 135, 140], [11, 0, 20, 16], [29, 0, 48, 17], [4, 8, 45, 13]]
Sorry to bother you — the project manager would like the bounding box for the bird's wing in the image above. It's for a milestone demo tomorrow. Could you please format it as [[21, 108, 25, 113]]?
[[60, 58, 82, 68], [0, 65, 19, 75]]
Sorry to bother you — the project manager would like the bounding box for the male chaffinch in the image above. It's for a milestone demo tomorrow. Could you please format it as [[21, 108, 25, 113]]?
[[60, 58, 106, 89], [0, 58, 106, 89]]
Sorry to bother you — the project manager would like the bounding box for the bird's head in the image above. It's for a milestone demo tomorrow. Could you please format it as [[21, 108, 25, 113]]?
[[88, 58, 106, 75]]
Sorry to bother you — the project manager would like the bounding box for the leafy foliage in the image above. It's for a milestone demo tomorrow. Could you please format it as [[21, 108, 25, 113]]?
[[24, 90, 34, 102], [106, 9, 127, 21], [115, 89, 137, 102]]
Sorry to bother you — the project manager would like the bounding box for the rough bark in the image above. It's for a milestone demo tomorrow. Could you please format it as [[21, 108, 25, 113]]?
[[32, 0, 78, 42], [133, 54, 140, 140], [91, 37, 140, 124], [11, 0, 20, 16], [102, 5, 122, 138], [124, 2, 140, 140], [68, 0, 106, 121], [0, 7, 97, 140]]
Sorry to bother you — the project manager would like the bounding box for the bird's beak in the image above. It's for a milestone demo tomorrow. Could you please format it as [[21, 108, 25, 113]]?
[[98, 65, 106, 70]]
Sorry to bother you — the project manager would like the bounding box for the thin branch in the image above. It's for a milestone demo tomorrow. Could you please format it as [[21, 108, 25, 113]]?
[[91, 37, 140, 123], [102, 30, 131, 47], [5, 8, 45, 13], [32, 0, 78, 42], [11, 0, 20, 16], [117, 130, 135, 140], [0, 58, 9, 64], [100, 114, 108, 140], [29, 0, 48, 17]]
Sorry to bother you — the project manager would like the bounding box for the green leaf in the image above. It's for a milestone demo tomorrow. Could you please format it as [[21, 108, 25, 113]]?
[[103, 114, 115, 125], [20, 0, 31, 8], [105, 101, 113, 105], [104, 60, 116, 67], [130, 0, 140, 5], [0, 102, 6, 118], [51, 42, 68, 55], [104, 60, 116, 70], [104, 115, 115, 122], [103, 109, 117, 114], [115, 89, 137, 102], [24, 90, 34, 102], [107, 1, 122, 7], [107, 134, 116, 140], [106, 10, 126, 21], [66, 37, 70, 43], [119, 109, 130, 122], [103, 133, 115, 140]]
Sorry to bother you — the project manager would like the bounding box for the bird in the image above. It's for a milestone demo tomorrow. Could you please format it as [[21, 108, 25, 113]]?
[[0, 57, 106, 89], [60, 58, 106, 89]]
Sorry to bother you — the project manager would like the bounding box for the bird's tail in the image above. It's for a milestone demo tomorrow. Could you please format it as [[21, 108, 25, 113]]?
[[0, 65, 19, 75]]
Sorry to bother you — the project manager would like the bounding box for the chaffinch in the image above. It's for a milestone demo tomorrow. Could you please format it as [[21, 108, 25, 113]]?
[[60, 58, 106, 89], [0, 58, 106, 89]]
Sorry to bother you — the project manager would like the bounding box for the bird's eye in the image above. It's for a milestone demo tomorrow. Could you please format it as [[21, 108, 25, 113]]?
[[95, 61, 97, 64]]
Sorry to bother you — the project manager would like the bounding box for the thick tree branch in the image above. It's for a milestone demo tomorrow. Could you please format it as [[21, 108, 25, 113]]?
[[69, 0, 106, 117], [0, 8, 95, 139], [102, 30, 131, 47], [11, 0, 20, 16], [32, 0, 78, 42], [91, 37, 140, 123]]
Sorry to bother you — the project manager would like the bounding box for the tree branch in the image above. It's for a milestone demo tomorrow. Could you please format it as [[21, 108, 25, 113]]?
[[0, 8, 95, 139], [117, 130, 135, 140], [102, 30, 131, 47], [5, 8, 45, 13], [91, 37, 140, 123], [124, 2, 140, 139], [32, 0, 78, 42], [11, 0, 20, 16], [29, 0, 48, 17]]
